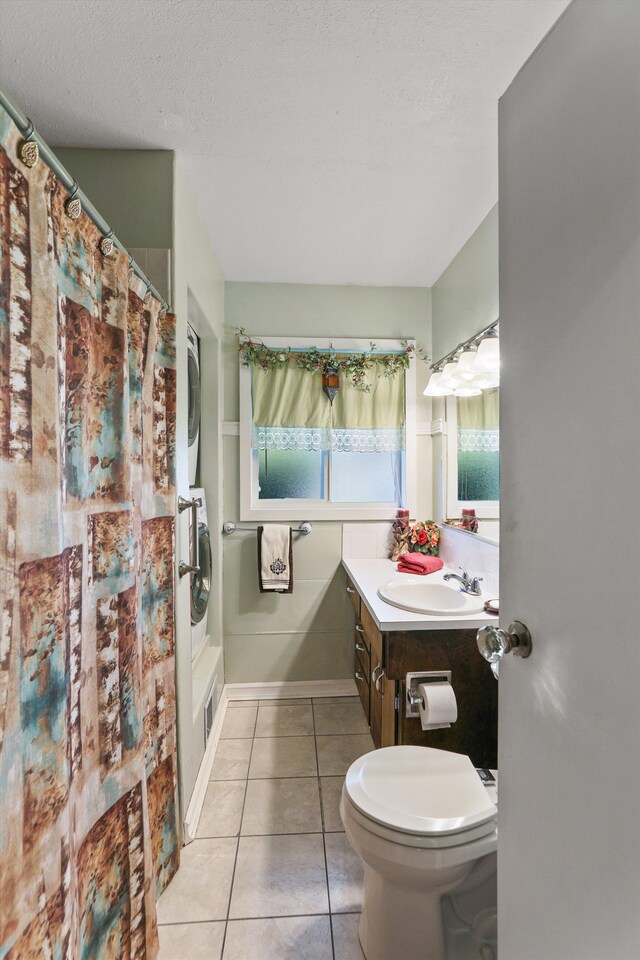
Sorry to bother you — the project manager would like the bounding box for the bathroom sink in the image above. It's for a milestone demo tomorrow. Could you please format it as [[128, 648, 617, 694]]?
[[377, 577, 485, 616]]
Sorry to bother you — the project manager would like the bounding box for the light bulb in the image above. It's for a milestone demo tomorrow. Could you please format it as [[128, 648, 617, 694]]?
[[456, 349, 478, 380], [474, 336, 499, 372], [439, 361, 461, 388], [423, 371, 453, 397]]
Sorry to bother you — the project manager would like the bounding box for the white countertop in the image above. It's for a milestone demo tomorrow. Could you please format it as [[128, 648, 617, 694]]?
[[342, 557, 498, 632]]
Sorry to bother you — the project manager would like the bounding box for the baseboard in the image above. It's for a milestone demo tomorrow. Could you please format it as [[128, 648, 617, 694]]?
[[224, 678, 358, 701], [182, 684, 230, 844]]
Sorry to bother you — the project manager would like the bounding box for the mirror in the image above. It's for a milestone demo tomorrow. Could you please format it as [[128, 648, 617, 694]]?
[[443, 390, 499, 543]]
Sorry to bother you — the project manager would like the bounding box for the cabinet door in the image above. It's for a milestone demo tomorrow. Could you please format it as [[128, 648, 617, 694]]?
[[346, 575, 360, 620], [362, 606, 395, 749], [354, 648, 370, 723]]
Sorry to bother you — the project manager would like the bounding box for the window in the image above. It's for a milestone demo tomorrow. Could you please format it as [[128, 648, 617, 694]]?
[[239, 338, 416, 521], [446, 389, 499, 519]]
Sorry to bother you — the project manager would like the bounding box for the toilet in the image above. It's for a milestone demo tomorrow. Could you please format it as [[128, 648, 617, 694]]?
[[340, 745, 498, 960]]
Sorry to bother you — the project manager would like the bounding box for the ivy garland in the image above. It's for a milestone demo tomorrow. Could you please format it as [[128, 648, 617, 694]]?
[[237, 329, 429, 391]]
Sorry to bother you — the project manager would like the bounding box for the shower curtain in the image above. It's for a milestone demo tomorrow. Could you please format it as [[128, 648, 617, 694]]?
[[0, 106, 179, 958]]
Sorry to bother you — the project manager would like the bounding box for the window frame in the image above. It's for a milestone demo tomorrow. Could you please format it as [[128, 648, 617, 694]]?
[[239, 336, 416, 521], [445, 395, 499, 520]]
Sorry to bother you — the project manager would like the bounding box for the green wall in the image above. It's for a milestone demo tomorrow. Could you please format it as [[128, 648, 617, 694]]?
[[222, 282, 432, 683], [54, 147, 174, 249], [431, 204, 499, 361]]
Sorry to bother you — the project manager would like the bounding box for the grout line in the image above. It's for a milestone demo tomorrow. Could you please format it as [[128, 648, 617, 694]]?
[[219, 707, 258, 957], [312, 699, 336, 960]]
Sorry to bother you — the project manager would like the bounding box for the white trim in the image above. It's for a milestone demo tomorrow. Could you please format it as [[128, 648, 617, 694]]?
[[239, 337, 417, 521], [416, 420, 447, 437], [182, 684, 230, 844], [222, 420, 240, 436], [225, 678, 358, 701]]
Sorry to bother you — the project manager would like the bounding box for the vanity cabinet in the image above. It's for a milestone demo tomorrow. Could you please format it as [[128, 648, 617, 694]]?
[[346, 576, 497, 768], [361, 600, 396, 750]]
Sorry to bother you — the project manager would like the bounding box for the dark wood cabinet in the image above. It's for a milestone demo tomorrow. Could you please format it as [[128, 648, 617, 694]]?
[[346, 575, 497, 767], [361, 600, 396, 749]]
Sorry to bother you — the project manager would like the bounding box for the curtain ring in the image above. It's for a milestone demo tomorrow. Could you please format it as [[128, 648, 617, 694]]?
[[127, 255, 135, 281], [159, 305, 167, 320], [99, 228, 114, 257], [18, 117, 39, 168], [143, 283, 152, 306], [65, 181, 82, 220]]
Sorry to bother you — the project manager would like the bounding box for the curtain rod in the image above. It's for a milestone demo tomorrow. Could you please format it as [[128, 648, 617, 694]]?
[[431, 319, 499, 371], [0, 88, 170, 312]]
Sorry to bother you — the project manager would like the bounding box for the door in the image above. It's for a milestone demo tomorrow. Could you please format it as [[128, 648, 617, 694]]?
[[498, 4, 640, 958]]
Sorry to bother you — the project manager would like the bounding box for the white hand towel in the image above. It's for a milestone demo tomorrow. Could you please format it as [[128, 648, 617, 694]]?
[[257, 525, 293, 593]]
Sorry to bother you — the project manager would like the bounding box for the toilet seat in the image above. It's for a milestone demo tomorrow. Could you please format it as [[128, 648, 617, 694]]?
[[343, 746, 497, 849]]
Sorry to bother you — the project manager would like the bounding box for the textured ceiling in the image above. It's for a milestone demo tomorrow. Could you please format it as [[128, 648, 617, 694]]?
[[0, 0, 569, 286]]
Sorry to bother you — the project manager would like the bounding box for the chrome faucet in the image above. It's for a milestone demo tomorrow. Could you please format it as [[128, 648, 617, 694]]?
[[443, 568, 483, 596]]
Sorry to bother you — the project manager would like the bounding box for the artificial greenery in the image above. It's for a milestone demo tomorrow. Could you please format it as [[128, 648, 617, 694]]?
[[237, 330, 429, 391]]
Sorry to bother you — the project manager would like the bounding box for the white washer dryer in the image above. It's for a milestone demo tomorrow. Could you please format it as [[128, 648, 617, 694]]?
[[187, 324, 201, 487], [189, 488, 212, 661]]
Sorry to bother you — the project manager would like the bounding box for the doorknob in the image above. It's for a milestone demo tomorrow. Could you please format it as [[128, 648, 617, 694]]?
[[476, 621, 532, 663], [179, 561, 200, 578]]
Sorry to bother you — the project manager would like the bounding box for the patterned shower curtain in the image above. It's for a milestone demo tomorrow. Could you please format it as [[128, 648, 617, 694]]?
[[0, 106, 179, 958]]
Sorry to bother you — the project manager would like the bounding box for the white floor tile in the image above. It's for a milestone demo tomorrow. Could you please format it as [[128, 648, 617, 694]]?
[[332, 914, 366, 960], [229, 833, 329, 918], [223, 915, 333, 959], [249, 735, 317, 779], [157, 838, 238, 924], [241, 777, 321, 835], [316, 734, 374, 777], [197, 780, 246, 838], [314, 702, 369, 736], [219, 706, 257, 739], [325, 832, 365, 914], [158, 921, 225, 960], [210, 739, 252, 781], [255, 703, 314, 737], [320, 776, 346, 832]]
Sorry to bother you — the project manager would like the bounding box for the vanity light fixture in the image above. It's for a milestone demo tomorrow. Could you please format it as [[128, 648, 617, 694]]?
[[423, 370, 452, 396], [427, 320, 500, 397], [455, 347, 479, 381], [453, 385, 482, 397], [438, 360, 462, 390], [473, 331, 500, 373]]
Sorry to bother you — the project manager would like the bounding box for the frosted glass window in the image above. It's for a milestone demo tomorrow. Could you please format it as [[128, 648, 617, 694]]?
[[258, 449, 325, 500], [457, 389, 499, 502], [331, 451, 403, 503], [457, 450, 500, 501]]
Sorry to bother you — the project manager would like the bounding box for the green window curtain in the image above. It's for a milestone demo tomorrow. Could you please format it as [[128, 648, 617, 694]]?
[[331, 364, 405, 430], [252, 364, 330, 429], [251, 360, 405, 430], [457, 387, 499, 432], [457, 388, 499, 501]]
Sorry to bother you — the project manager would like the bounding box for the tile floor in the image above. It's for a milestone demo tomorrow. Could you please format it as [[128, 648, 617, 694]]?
[[158, 696, 373, 960]]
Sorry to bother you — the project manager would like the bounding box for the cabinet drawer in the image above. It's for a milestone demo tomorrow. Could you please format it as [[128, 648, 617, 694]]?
[[361, 601, 383, 668], [355, 630, 370, 680], [354, 620, 370, 656], [354, 649, 370, 723], [346, 576, 361, 619]]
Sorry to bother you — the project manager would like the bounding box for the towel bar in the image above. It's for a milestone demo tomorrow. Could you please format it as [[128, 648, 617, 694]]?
[[223, 520, 312, 536]]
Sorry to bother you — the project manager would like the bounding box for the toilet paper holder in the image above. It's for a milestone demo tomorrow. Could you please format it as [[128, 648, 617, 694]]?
[[406, 671, 452, 719]]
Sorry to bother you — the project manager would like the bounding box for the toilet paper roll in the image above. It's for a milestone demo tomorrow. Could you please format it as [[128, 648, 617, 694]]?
[[418, 681, 458, 731]]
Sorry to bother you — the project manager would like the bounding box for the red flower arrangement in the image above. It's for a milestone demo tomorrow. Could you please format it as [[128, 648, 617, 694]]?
[[408, 520, 440, 556]]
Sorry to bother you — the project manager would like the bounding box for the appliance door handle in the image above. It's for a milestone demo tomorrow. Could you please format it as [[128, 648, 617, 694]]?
[[178, 495, 201, 569]]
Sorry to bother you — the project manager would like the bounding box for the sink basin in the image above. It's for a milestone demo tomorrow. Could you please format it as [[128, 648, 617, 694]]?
[[378, 577, 485, 616]]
